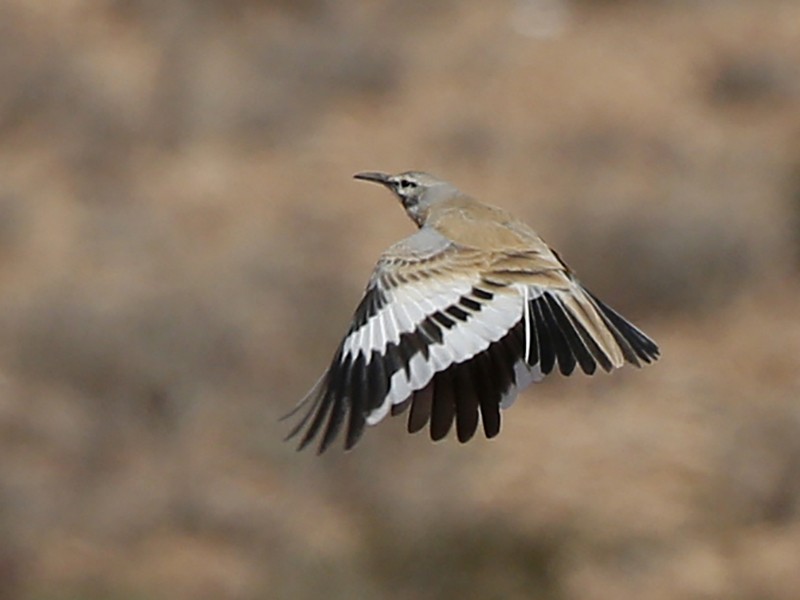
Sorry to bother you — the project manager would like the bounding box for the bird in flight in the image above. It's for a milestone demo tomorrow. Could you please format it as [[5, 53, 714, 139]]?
[[284, 171, 659, 453]]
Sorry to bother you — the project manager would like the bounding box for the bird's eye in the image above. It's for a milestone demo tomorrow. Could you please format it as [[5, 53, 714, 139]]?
[[398, 179, 416, 190]]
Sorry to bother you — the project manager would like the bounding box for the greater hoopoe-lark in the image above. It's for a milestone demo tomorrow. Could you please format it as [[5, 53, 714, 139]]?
[[284, 171, 659, 453]]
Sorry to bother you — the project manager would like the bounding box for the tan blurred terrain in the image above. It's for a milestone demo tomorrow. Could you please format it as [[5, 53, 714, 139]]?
[[1, 1, 800, 598]]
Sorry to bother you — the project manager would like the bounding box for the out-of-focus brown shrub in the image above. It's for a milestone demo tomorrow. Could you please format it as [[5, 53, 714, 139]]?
[[0, 1, 799, 599]]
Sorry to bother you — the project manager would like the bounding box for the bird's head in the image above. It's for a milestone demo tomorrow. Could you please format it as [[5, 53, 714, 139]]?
[[354, 170, 458, 227]]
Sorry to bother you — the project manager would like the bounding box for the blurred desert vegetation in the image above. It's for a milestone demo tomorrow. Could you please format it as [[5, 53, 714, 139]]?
[[0, 0, 799, 598]]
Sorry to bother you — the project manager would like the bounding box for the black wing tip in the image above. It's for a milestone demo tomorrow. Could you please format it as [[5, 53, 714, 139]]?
[[295, 429, 318, 452], [280, 396, 314, 422], [344, 416, 367, 451], [287, 405, 368, 455], [484, 423, 502, 439], [287, 414, 356, 454]]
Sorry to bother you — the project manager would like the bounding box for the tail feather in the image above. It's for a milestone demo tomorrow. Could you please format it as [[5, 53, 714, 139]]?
[[530, 285, 660, 374], [585, 290, 660, 365], [555, 289, 624, 368]]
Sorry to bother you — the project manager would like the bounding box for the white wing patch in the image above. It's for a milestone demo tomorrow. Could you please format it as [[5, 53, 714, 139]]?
[[366, 290, 525, 426], [342, 276, 474, 359]]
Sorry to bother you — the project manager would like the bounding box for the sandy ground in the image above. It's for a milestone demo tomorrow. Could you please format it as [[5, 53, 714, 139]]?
[[1, 1, 799, 598]]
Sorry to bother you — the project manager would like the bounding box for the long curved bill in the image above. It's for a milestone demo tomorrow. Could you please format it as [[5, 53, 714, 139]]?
[[353, 171, 391, 185]]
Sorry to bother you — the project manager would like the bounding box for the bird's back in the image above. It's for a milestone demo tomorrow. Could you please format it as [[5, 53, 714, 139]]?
[[426, 193, 563, 269]]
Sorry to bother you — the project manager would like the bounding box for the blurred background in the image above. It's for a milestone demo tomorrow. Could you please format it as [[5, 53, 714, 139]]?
[[1, 0, 799, 598]]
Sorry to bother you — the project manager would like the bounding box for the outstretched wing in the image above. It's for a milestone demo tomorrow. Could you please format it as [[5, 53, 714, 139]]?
[[283, 228, 529, 452], [284, 229, 659, 453]]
